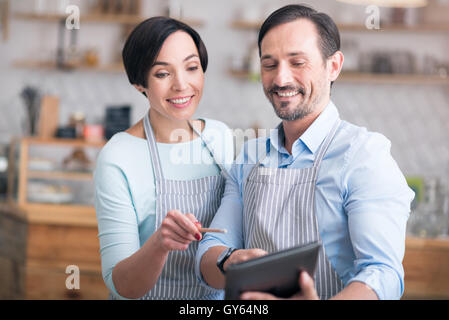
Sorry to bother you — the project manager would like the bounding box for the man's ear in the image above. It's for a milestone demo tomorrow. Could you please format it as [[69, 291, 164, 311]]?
[[328, 51, 344, 82]]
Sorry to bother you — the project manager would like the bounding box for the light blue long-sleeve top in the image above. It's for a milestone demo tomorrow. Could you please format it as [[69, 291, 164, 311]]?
[[94, 118, 234, 299], [196, 101, 415, 300]]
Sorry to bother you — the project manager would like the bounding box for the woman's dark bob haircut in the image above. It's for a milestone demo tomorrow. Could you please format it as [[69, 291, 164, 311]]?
[[258, 4, 340, 62], [122, 16, 208, 90]]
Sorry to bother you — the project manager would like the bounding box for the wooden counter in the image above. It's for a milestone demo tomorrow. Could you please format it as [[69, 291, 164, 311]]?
[[0, 203, 27, 299], [2, 203, 108, 299], [403, 236, 449, 299]]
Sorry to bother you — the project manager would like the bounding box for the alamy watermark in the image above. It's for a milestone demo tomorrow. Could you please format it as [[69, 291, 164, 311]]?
[[65, 5, 80, 30], [365, 5, 380, 30], [65, 265, 80, 290]]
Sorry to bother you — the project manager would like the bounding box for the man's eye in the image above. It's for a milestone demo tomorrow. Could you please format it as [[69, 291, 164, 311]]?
[[292, 62, 305, 67], [155, 72, 169, 78], [188, 66, 199, 71], [263, 65, 276, 70]]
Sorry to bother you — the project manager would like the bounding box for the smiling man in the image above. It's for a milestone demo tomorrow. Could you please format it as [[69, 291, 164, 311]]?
[[195, 4, 414, 300]]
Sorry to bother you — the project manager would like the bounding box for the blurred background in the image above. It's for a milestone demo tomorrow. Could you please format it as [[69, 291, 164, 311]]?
[[0, 0, 448, 300]]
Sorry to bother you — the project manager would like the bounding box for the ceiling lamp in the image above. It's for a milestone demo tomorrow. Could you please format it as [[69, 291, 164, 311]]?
[[336, 0, 428, 8]]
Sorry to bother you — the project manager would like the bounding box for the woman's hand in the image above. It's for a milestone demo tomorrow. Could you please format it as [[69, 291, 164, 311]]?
[[155, 209, 202, 253]]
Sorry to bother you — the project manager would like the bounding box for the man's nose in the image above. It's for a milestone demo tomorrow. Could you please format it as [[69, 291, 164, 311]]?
[[172, 71, 188, 91], [273, 62, 294, 87]]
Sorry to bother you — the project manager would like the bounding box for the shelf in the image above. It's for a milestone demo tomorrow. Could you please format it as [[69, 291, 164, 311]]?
[[229, 69, 449, 85], [27, 170, 93, 181], [231, 20, 449, 33], [14, 12, 204, 27], [406, 236, 449, 250], [338, 72, 449, 85], [339, 23, 449, 33], [22, 137, 106, 148], [13, 60, 124, 73], [21, 203, 97, 227]]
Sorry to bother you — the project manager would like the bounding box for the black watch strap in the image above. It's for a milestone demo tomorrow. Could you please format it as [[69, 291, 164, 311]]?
[[216, 247, 237, 274]]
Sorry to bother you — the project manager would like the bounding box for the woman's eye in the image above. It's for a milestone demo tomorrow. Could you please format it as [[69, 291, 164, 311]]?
[[187, 66, 199, 71], [155, 72, 169, 79], [292, 62, 305, 67]]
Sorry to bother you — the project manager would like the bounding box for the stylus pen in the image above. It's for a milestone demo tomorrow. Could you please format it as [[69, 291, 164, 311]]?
[[199, 228, 227, 234]]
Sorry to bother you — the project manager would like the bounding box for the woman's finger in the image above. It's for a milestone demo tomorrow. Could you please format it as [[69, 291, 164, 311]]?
[[161, 216, 196, 242], [168, 210, 201, 240], [160, 236, 190, 251]]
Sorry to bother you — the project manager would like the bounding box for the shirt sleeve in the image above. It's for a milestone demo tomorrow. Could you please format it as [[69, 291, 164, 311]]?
[[195, 146, 247, 286], [342, 132, 414, 300], [94, 151, 140, 300]]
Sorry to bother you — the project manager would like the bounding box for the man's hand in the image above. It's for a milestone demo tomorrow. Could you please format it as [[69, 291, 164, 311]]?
[[240, 271, 319, 300], [223, 248, 268, 272]]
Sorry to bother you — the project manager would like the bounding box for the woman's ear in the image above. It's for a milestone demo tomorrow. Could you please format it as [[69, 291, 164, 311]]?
[[133, 84, 148, 98], [328, 51, 344, 82], [133, 84, 146, 93]]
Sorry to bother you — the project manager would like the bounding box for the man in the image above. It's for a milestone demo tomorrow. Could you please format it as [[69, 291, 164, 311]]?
[[195, 4, 414, 300]]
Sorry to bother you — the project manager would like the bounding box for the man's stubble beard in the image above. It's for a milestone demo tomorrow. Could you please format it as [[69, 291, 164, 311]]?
[[265, 77, 328, 122]]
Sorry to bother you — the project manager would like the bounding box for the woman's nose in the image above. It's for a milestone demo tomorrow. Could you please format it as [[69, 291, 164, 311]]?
[[172, 71, 188, 91]]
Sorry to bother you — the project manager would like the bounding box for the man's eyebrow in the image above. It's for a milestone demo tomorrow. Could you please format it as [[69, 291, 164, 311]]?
[[260, 54, 273, 61], [261, 51, 308, 61], [287, 51, 307, 57], [152, 54, 199, 67]]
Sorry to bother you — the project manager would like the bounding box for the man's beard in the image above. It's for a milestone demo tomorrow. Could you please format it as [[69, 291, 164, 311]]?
[[265, 82, 325, 121]]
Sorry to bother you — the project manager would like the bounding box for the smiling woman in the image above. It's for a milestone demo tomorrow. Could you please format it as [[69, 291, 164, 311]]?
[[94, 16, 234, 300]]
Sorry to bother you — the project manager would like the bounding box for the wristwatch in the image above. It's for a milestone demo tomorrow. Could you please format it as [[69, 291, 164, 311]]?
[[216, 247, 238, 274]]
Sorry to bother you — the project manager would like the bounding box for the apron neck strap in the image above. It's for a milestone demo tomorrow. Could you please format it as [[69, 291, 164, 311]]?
[[143, 112, 165, 181], [144, 112, 229, 182], [188, 119, 230, 178], [255, 119, 341, 169], [313, 119, 341, 168]]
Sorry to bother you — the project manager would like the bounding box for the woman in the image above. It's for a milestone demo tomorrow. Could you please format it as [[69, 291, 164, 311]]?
[[94, 16, 233, 300]]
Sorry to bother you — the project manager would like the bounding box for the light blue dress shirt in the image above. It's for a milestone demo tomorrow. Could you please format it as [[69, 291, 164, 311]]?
[[196, 101, 415, 300], [94, 118, 234, 299]]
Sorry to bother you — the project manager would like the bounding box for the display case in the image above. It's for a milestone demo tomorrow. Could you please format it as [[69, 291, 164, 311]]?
[[9, 137, 104, 226], [8, 137, 108, 299]]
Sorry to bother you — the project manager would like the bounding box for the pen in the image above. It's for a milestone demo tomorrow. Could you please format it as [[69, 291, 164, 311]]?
[[199, 227, 227, 234]]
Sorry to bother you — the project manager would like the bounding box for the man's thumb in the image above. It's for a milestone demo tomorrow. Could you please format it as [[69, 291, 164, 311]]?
[[299, 271, 319, 300]]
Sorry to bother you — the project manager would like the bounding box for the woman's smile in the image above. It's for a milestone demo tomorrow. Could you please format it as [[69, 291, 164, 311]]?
[[166, 95, 195, 108]]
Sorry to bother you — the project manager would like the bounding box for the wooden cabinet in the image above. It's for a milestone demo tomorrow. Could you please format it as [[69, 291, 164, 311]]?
[[403, 237, 449, 299], [8, 137, 108, 299]]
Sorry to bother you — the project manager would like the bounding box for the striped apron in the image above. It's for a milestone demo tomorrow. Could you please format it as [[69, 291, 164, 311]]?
[[243, 119, 344, 300], [139, 113, 225, 299]]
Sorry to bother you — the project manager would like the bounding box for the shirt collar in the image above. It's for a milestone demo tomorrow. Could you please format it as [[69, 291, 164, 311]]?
[[267, 101, 340, 155]]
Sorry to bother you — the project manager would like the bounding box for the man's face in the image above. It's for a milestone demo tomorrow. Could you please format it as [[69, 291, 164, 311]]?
[[260, 19, 331, 121]]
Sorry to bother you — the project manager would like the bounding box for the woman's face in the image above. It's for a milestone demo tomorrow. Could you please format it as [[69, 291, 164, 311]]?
[[142, 31, 204, 122]]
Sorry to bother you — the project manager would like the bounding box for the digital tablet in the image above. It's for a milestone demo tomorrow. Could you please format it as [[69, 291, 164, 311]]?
[[224, 241, 321, 300]]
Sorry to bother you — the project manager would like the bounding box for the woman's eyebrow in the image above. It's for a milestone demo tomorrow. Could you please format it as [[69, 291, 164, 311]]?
[[184, 53, 199, 62], [152, 54, 199, 67]]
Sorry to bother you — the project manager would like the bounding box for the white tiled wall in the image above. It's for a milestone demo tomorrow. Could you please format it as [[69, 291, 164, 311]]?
[[1, 0, 448, 178]]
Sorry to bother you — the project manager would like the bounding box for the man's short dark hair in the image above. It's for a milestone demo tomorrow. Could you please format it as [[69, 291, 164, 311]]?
[[258, 4, 341, 62], [122, 16, 208, 91]]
